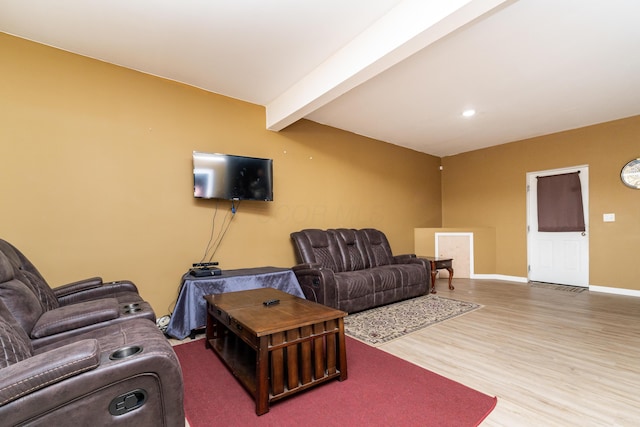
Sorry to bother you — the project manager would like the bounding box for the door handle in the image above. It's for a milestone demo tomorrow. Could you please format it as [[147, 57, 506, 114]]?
[[581, 232, 586, 236]]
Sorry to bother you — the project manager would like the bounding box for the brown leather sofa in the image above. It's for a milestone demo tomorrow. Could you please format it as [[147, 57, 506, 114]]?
[[0, 252, 185, 426], [290, 228, 431, 313]]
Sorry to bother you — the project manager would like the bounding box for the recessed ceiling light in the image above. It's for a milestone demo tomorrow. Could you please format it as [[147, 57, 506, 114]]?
[[462, 109, 476, 118]]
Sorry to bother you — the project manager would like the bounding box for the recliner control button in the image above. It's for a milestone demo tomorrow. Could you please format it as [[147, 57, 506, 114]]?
[[109, 389, 147, 415]]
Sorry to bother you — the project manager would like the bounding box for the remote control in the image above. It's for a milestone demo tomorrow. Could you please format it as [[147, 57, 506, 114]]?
[[263, 299, 280, 306]]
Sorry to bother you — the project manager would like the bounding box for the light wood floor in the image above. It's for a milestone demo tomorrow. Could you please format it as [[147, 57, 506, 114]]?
[[381, 279, 640, 426]]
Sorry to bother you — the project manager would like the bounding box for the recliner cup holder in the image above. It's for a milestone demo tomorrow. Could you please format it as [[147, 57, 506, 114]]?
[[122, 303, 142, 314], [110, 345, 143, 360]]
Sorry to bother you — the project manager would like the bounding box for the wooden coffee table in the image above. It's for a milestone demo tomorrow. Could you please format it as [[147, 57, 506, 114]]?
[[204, 287, 348, 415]]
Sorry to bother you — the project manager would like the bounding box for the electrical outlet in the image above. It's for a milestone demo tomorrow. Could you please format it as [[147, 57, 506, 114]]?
[[603, 213, 615, 222]]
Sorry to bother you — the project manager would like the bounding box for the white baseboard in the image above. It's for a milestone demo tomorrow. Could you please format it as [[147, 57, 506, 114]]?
[[589, 285, 640, 298], [471, 274, 528, 283], [470, 274, 640, 297]]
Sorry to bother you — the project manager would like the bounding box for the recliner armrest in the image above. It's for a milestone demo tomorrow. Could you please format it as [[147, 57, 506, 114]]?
[[53, 278, 139, 302], [0, 339, 99, 406], [52, 277, 103, 297], [30, 298, 120, 339]]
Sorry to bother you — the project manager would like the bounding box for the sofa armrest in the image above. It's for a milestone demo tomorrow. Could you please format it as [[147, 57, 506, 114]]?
[[292, 262, 322, 272], [291, 264, 338, 308], [393, 254, 418, 263], [394, 254, 430, 269], [0, 339, 99, 406], [30, 298, 120, 339], [393, 255, 431, 283]]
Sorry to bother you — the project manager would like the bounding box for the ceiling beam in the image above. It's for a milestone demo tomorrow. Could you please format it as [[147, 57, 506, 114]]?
[[266, 0, 512, 131]]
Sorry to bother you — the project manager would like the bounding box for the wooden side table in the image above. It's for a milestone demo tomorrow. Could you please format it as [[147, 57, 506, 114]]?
[[422, 257, 454, 293]]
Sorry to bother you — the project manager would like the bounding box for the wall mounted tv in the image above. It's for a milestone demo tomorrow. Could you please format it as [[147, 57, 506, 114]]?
[[193, 151, 273, 201]]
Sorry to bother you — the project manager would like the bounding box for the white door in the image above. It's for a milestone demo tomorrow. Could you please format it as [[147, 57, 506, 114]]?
[[527, 165, 589, 286]]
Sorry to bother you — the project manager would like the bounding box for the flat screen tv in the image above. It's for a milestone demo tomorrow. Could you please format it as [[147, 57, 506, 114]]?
[[193, 151, 273, 201]]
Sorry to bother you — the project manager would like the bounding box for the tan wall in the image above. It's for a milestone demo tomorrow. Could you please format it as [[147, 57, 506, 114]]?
[[0, 34, 442, 315], [442, 116, 640, 291]]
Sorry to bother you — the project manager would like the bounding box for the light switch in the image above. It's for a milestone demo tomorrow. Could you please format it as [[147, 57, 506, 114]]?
[[603, 213, 615, 222]]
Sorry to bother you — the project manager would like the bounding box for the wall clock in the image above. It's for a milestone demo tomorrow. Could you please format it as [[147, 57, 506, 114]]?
[[621, 158, 640, 189]]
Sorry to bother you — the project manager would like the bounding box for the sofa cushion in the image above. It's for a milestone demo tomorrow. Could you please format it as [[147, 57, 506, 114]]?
[[0, 240, 59, 311], [0, 301, 33, 368], [334, 270, 375, 313], [291, 229, 344, 272], [359, 228, 395, 267], [370, 265, 402, 290], [0, 279, 44, 336], [331, 229, 366, 271], [0, 251, 14, 284], [16, 269, 59, 312], [0, 322, 33, 368]]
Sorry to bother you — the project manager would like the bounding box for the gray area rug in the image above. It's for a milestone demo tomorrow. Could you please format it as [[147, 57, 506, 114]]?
[[529, 282, 587, 293], [344, 295, 481, 346]]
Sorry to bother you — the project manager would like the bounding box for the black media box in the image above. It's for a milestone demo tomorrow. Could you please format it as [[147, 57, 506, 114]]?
[[189, 267, 222, 277]]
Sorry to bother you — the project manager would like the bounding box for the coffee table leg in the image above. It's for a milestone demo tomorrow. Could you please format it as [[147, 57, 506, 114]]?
[[255, 337, 270, 415], [337, 319, 348, 381], [447, 267, 455, 290], [205, 307, 214, 349]]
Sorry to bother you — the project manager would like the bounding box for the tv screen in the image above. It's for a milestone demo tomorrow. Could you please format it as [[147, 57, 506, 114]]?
[[193, 152, 273, 201]]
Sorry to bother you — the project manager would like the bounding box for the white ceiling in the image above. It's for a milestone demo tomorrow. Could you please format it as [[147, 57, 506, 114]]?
[[2, 0, 640, 157]]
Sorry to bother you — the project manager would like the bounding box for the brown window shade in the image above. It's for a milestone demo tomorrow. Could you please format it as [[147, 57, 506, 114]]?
[[537, 172, 585, 232]]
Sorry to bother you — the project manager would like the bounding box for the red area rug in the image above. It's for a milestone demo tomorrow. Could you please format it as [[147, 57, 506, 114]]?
[[174, 337, 497, 427]]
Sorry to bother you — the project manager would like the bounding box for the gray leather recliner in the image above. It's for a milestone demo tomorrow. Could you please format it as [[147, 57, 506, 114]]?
[[0, 251, 156, 349], [0, 238, 143, 308], [0, 297, 185, 426]]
